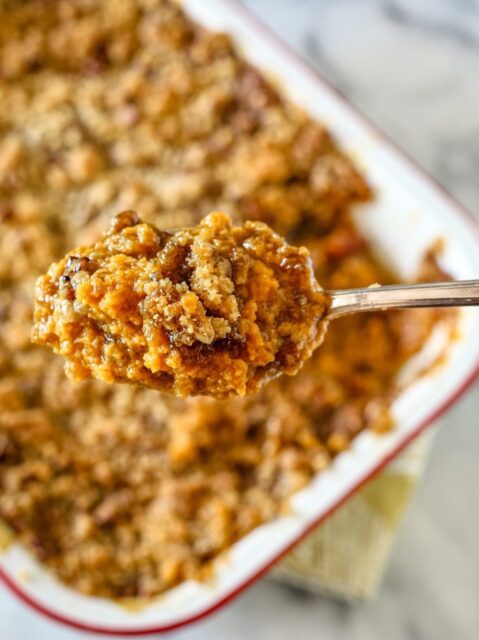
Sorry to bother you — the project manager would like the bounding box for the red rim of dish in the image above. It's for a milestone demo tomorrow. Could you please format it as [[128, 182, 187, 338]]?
[[1, 1, 479, 635]]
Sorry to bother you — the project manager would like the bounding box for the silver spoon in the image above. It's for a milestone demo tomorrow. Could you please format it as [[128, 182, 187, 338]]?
[[328, 280, 479, 319]]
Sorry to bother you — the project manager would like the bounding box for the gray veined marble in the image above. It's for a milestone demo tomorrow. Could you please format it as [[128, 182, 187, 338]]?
[[1, 1, 478, 639]]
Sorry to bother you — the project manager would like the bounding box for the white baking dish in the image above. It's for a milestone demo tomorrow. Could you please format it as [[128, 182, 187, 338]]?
[[1, 0, 479, 634]]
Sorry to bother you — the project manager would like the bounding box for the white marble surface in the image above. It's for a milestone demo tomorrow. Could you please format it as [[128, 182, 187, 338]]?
[[1, 1, 479, 638]]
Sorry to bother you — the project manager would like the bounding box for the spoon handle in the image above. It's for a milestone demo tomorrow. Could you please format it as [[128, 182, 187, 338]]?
[[328, 280, 479, 319]]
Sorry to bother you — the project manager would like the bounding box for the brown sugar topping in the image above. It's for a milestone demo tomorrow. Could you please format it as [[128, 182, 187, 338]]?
[[32, 212, 330, 398]]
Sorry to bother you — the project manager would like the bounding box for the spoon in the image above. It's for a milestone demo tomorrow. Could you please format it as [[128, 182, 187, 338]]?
[[32, 210, 479, 399], [328, 280, 479, 318]]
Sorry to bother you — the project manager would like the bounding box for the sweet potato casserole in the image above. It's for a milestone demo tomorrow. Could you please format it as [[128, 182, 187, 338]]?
[[32, 211, 329, 398], [0, 0, 450, 599]]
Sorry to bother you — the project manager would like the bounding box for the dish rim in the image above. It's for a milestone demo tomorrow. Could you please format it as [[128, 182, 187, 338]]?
[[1, 0, 479, 634]]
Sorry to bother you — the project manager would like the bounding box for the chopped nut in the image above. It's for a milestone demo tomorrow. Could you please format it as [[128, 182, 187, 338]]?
[[65, 255, 92, 274], [109, 210, 140, 232]]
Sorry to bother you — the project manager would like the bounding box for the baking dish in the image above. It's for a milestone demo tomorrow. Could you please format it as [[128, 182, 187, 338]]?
[[1, 0, 479, 634]]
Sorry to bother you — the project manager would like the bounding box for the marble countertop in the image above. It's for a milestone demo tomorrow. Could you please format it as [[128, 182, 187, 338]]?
[[1, 1, 478, 638]]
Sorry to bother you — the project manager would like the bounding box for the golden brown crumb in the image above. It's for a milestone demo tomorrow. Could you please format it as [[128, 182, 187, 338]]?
[[32, 212, 329, 398]]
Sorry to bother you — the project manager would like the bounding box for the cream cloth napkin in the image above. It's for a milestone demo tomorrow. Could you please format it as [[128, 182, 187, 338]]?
[[272, 432, 434, 599]]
